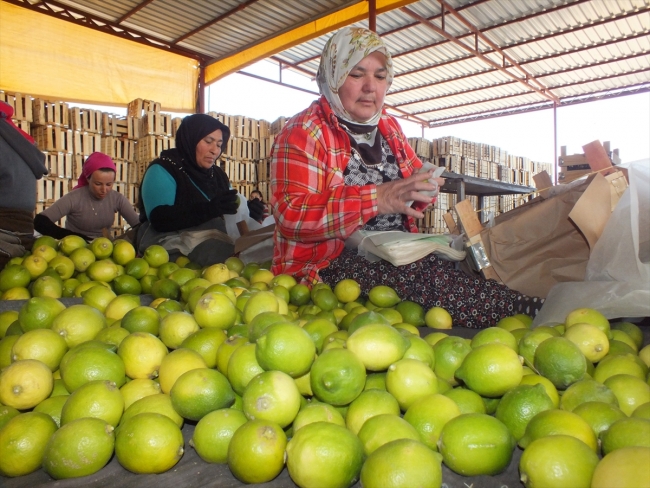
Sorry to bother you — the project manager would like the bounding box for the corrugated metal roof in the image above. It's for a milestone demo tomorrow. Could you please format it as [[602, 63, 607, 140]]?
[[9, 0, 650, 126]]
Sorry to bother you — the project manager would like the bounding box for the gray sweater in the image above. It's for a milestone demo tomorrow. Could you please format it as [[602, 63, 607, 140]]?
[[40, 186, 140, 238]]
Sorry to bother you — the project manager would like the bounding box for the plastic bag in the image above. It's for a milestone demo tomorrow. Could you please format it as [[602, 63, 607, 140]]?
[[533, 159, 650, 325], [224, 193, 276, 238]]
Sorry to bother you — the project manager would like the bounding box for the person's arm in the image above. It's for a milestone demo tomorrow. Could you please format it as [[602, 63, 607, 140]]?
[[141, 164, 237, 233], [114, 193, 140, 227], [271, 120, 377, 244], [35, 194, 91, 240], [33, 213, 90, 241]]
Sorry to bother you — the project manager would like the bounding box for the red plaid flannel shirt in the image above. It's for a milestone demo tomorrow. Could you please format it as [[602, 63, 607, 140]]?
[[270, 96, 423, 284]]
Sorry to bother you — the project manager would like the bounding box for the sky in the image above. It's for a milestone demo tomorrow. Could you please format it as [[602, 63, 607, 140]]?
[[208, 59, 650, 166]]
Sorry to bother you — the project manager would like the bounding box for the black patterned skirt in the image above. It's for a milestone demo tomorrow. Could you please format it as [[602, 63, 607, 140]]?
[[319, 248, 542, 329]]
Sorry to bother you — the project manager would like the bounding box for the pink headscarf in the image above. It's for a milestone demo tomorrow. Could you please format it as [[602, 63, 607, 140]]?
[[74, 152, 116, 189]]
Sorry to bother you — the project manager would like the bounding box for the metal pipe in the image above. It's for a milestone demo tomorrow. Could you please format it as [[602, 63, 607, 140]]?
[[369, 0, 376, 32], [553, 102, 558, 185]]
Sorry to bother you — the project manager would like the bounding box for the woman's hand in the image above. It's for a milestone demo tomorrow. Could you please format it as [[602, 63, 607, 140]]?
[[375, 169, 444, 219]]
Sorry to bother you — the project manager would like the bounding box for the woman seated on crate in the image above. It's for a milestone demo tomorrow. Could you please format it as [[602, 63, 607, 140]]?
[[136, 113, 265, 266], [34, 151, 139, 242], [270, 27, 544, 328]]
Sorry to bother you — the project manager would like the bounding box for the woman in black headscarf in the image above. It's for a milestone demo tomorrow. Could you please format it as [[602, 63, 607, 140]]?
[[137, 114, 264, 266]]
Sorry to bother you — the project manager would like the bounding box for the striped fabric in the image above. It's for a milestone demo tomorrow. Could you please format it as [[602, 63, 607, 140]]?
[[270, 95, 423, 284]]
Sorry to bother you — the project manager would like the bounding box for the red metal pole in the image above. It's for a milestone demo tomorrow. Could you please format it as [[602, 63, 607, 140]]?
[[553, 101, 558, 185], [197, 64, 206, 114], [369, 0, 376, 32]]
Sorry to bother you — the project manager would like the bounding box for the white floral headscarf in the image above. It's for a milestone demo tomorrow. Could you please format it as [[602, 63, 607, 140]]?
[[317, 27, 394, 127]]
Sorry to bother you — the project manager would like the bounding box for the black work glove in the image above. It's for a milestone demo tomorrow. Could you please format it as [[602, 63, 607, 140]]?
[[208, 189, 239, 217], [247, 199, 265, 223]]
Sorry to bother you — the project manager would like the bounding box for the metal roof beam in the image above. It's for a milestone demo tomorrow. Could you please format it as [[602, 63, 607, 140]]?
[[410, 67, 649, 117], [428, 83, 650, 128], [204, 0, 420, 83], [173, 0, 262, 44], [391, 49, 650, 107], [401, 4, 559, 103], [116, 0, 155, 24], [392, 4, 649, 78], [286, 0, 491, 67], [389, 30, 649, 103]]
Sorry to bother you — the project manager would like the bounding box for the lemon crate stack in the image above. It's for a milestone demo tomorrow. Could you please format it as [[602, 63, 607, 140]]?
[[209, 112, 284, 202], [405, 135, 553, 233]]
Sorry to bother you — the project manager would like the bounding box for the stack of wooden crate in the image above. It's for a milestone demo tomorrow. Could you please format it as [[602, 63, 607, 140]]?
[[558, 142, 619, 184]]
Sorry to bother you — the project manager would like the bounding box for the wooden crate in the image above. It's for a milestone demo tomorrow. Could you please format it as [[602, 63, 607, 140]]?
[[127, 116, 140, 140], [171, 117, 182, 137], [258, 120, 270, 138], [52, 177, 71, 201], [36, 177, 55, 203], [101, 136, 123, 159], [126, 184, 139, 207], [73, 132, 102, 156], [221, 159, 256, 185], [72, 155, 84, 179], [257, 181, 270, 202], [256, 158, 270, 183], [140, 111, 163, 136], [102, 113, 128, 137], [43, 152, 74, 179], [136, 135, 173, 163], [161, 114, 173, 137], [114, 159, 129, 183], [461, 157, 478, 178], [1, 92, 33, 122], [32, 99, 69, 127], [407, 137, 432, 160], [32, 125, 73, 152], [127, 98, 161, 118], [69, 107, 102, 133], [270, 116, 287, 135], [259, 136, 274, 159]]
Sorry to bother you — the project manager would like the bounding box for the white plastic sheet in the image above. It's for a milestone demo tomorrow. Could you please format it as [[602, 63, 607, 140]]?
[[534, 159, 650, 325]]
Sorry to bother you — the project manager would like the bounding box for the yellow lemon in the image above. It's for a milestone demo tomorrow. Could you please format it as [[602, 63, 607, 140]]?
[[190, 408, 247, 464], [60, 379, 124, 427], [591, 447, 650, 488], [357, 413, 420, 456], [43, 417, 115, 479], [403, 393, 461, 451], [227, 419, 286, 484], [0, 412, 58, 477], [360, 438, 443, 488], [170, 367, 235, 421], [286, 421, 364, 488], [115, 412, 184, 474], [519, 435, 599, 488], [0, 359, 53, 409], [242, 370, 301, 428], [157, 347, 207, 394], [438, 413, 515, 476]]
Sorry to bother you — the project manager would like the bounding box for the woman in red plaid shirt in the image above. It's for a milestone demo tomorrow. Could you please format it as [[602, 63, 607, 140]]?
[[270, 27, 543, 328]]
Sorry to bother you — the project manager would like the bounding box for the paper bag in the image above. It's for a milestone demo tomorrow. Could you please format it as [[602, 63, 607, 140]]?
[[478, 176, 612, 298], [534, 159, 650, 325]]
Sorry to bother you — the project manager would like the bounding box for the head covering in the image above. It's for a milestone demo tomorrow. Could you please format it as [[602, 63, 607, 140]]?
[[317, 27, 394, 127], [0, 101, 35, 144], [73, 152, 116, 189], [169, 113, 231, 199]]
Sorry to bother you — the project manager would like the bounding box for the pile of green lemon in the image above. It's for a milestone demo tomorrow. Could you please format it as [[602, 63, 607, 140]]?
[[0, 235, 649, 488]]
